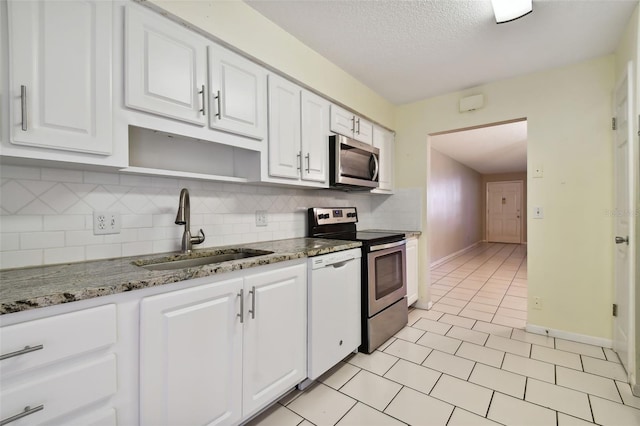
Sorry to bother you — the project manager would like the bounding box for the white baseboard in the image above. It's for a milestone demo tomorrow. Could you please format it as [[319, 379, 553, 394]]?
[[414, 299, 432, 310], [632, 381, 640, 397], [430, 242, 481, 269], [526, 324, 613, 348]]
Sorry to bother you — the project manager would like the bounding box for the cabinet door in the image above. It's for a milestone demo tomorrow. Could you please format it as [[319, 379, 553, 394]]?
[[330, 104, 355, 138], [140, 278, 243, 426], [373, 126, 394, 192], [301, 90, 330, 183], [354, 116, 373, 145], [406, 237, 419, 306], [125, 4, 207, 126], [242, 263, 306, 417], [209, 45, 267, 140], [7, 0, 112, 154], [267, 74, 301, 180]]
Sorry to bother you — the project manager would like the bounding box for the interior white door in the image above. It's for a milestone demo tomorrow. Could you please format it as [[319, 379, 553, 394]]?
[[301, 90, 330, 183], [8, 0, 113, 154], [613, 61, 635, 379], [267, 74, 301, 180], [487, 181, 523, 244]]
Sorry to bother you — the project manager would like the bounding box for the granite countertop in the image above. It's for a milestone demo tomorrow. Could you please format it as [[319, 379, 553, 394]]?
[[0, 238, 361, 315]]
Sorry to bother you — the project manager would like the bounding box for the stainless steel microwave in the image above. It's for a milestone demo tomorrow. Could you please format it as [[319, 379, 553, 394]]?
[[329, 135, 380, 190]]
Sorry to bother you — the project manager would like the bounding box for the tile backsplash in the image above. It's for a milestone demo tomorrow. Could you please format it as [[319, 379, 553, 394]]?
[[0, 164, 422, 269]]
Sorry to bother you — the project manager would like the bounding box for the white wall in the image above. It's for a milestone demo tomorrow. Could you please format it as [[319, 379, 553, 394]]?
[[428, 148, 483, 264], [396, 55, 616, 340]]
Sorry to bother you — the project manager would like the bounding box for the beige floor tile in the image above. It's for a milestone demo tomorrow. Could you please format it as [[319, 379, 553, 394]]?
[[582, 356, 628, 381], [416, 331, 462, 354], [492, 315, 526, 329], [525, 378, 593, 421], [378, 337, 396, 351], [278, 388, 304, 406], [407, 308, 442, 325], [318, 361, 361, 390], [412, 318, 452, 335], [603, 347, 620, 363], [431, 288, 449, 297], [347, 350, 399, 376], [432, 303, 463, 315], [384, 387, 454, 426], [466, 301, 498, 314], [488, 392, 556, 426], [506, 287, 528, 298], [438, 297, 469, 308], [496, 306, 527, 320], [394, 325, 425, 343], [456, 341, 505, 368], [446, 326, 489, 346], [246, 403, 303, 426], [555, 339, 606, 360], [431, 374, 493, 416], [384, 338, 432, 364], [530, 345, 583, 370], [340, 370, 402, 411], [557, 413, 597, 426], [473, 296, 502, 306], [336, 402, 405, 426], [500, 295, 527, 310], [511, 329, 554, 348], [459, 308, 494, 322], [469, 362, 526, 399], [590, 395, 640, 426], [448, 407, 502, 426], [384, 358, 441, 395], [556, 366, 621, 403], [287, 383, 356, 426], [616, 381, 640, 409], [438, 313, 476, 329], [502, 353, 555, 383], [472, 321, 513, 338], [485, 334, 531, 357], [422, 350, 475, 380], [298, 421, 314, 426]]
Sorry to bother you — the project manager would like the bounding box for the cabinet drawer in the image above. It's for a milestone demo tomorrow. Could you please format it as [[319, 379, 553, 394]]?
[[0, 305, 116, 376], [0, 355, 117, 426]]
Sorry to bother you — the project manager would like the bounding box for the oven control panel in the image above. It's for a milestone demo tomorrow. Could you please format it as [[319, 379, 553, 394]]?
[[312, 207, 358, 225]]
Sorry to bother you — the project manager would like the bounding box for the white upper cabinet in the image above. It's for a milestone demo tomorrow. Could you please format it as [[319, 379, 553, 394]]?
[[125, 4, 207, 126], [266, 74, 329, 186], [268, 74, 301, 180], [208, 45, 267, 140], [330, 104, 373, 145], [7, 0, 113, 154], [301, 90, 330, 183], [372, 125, 395, 193]]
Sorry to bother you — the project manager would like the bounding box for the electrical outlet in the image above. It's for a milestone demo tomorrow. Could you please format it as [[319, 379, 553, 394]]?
[[255, 210, 268, 227], [93, 211, 121, 235], [533, 207, 544, 219], [533, 296, 543, 310], [533, 164, 544, 178]]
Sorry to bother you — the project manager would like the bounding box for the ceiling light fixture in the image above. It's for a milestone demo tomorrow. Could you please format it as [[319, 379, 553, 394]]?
[[491, 0, 533, 24]]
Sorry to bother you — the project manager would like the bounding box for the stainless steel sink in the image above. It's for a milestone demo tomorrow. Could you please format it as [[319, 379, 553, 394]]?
[[136, 249, 273, 271]]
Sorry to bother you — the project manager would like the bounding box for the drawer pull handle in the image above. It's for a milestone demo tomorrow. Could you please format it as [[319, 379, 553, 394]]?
[[0, 405, 44, 425], [20, 85, 27, 131], [199, 85, 206, 116], [249, 286, 256, 319], [0, 344, 44, 361]]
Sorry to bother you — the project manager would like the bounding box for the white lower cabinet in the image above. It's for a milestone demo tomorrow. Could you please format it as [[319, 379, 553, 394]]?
[[139, 261, 307, 425], [406, 236, 419, 306]]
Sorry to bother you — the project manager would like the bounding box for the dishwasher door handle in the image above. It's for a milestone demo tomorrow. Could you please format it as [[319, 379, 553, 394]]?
[[329, 260, 351, 269]]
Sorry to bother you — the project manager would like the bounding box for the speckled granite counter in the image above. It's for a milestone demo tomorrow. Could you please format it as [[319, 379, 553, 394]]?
[[0, 238, 361, 315]]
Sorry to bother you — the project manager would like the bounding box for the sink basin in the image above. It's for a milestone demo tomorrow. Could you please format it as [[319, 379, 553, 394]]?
[[136, 249, 273, 271]]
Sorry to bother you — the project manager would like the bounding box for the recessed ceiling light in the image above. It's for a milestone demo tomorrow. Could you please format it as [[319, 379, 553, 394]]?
[[491, 0, 533, 24]]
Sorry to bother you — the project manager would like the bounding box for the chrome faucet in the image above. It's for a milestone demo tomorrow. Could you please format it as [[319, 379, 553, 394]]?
[[175, 188, 205, 253]]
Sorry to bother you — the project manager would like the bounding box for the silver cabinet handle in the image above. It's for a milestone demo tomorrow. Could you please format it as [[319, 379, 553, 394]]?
[[237, 289, 244, 323], [199, 85, 205, 116], [351, 116, 355, 134], [20, 85, 27, 131], [615, 236, 629, 245], [214, 90, 222, 119], [297, 152, 302, 171], [305, 153, 310, 173], [357, 118, 361, 134], [0, 344, 44, 361], [0, 405, 44, 426], [249, 286, 256, 319]]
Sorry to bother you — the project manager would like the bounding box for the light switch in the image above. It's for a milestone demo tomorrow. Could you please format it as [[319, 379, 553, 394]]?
[[533, 207, 544, 219]]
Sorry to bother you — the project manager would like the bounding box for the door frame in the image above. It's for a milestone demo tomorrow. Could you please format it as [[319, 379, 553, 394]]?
[[486, 180, 524, 244]]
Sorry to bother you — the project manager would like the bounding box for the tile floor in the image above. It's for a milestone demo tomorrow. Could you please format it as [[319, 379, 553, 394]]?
[[247, 243, 640, 426]]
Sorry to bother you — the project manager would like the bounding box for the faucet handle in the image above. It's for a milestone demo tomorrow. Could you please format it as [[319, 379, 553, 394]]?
[[191, 229, 205, 245]]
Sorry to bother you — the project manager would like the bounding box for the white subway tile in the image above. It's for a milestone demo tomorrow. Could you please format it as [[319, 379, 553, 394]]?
[[152, 214, 175, 228], [122, 241, 153, 257], [41, 167, 83, 183], [44, 247, 85, 264], [0, 234, 20, 251], [83, 171, 120, 185], [0, 249, 43, 269], [86, 243, 122, 260], [0, 165, 41, 180], [121, 214, 152, 229], [44, 215, 86, 231], [1, 181, 36, 213], [138, 227, 167, 241], [152, 240, 178, 254], [66, 230, 104, 246], [104, 229, 138, 244], [21, 231, 65, 249], [39, 183, 80, 213], [0, 215, 43, 233], [119, 173, 152, 187]]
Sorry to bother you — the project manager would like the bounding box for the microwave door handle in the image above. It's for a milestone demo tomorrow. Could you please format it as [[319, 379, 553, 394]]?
[[371, 153, 380, 181]]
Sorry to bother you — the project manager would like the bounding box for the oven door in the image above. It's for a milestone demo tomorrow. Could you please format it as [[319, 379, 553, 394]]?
[[367, 240, 407, 316]]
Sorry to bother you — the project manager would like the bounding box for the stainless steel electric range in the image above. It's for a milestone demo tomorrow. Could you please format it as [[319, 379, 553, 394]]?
[[308, 207, 408, 353]]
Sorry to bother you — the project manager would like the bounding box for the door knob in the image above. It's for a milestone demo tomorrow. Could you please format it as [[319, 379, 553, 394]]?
[[615, 236, 629, 245]]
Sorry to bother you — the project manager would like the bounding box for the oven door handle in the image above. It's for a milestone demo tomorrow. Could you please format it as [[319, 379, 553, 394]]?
[[369, 240, 405, 252]]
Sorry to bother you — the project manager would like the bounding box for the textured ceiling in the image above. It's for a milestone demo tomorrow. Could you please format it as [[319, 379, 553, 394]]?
[[245, 0, 638, 104], [430, 121, 528, 174]]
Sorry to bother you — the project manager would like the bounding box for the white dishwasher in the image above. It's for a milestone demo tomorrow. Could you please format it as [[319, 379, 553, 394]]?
[[307, 248, 362, 380]]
